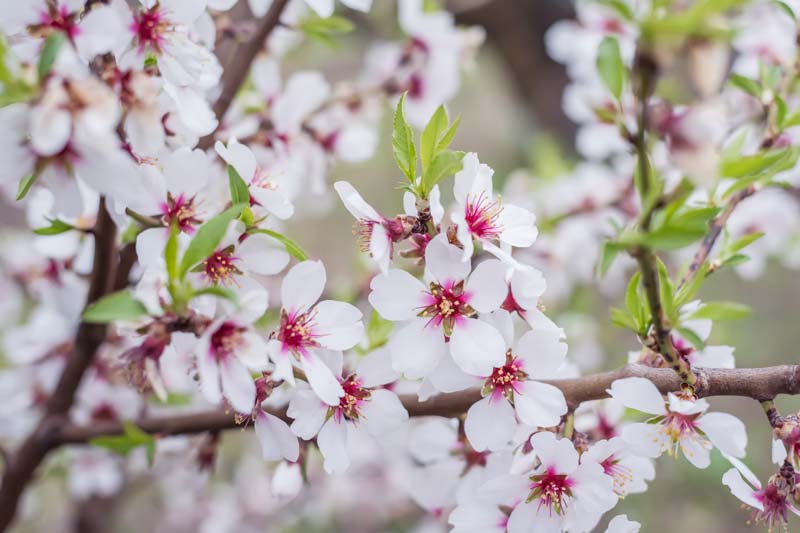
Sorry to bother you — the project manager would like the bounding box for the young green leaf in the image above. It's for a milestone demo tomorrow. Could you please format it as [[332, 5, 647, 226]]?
[[227, 165, 250, 205], [596, 36, 625, 100], [597, 241, 623, 278], [38, 32, 66, 80], [250, 228, 308, 261], [178, 204, 245, 279], [33, 218, 75, 236], [16, 172, 40, 201], [728, 73, 761, 98], [688, 301, 751, 321], [437, 115, 460, 153], [676, 326, 706, 350], [420, 105, 449, 172], [89, 421, 157, 467], [423, 150, 464, 192], [298, 15, 354, 47], [164, 223, 179, 282], [191, 285, 239, 303], [83, 291, 149, 324], [728, 232, 764, 254], [392, 93, 417, 184]]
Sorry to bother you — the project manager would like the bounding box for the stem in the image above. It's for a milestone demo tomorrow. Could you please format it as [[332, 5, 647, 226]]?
[[0, 198, 118, 532], [761, 399, 784, 429], [54, 364, 800, 444], [563, 413, 575, 440]]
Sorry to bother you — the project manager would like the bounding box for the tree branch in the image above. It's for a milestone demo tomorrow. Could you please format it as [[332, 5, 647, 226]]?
[[0, 199, 118, 533], [55, 364, 800, 444], [197, 0, 291, 150]]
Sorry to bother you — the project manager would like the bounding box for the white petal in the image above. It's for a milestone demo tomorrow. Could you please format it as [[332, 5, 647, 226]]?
[[360, 389, 408, 436], [287, 389, 328, 439], [368, 269, 427, 320], [464, 259, 507, 313], [514, 329, 567, 379], [449, 318, 506, 376], [356, 347, 400, 388], [251, 188, 294, 220], [281, 260, 325, 314], [515, 381, 568, 428], [220, 357, 256, 414], [304, 0, 334, 18], [313, 300, 364, 350], [255, 411, 299, 462], [722, 468, 763, 510], [197, 349, 222, 407], [606, 377, 667, 415], [238, 233, 290, 276], [772, 438, 788, 465], [317, 419, 350, 474], [300, 351, 344, 406], [424, 234, 470, 285], [570, 461, 618, 514], [464, 396, 516, 452], [697, 412, 747, 458], [334, 181, 381, 221], [530, 431, 578, 474], [510, 267, 546, 310], [605, 515, 641, 533], [679, 433, 712, 468], [498, 204, 538, 248], [236, 331, 270, 371], [388, 318, 446, 379]]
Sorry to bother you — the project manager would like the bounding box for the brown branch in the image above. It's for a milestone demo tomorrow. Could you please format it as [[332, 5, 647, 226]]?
[[197, 0, 291, 151], [55, 364, 800, 444], [0, 199, 118, 533], [677, 184, 760, 290]]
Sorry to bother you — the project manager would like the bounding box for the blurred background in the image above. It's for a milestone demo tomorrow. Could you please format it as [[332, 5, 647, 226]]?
[[4, 0, 800, 531]]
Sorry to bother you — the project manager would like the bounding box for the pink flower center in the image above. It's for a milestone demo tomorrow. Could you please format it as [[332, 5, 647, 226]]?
[[527, 468, 574, 515], [418, 281, 474, 336], [132, 6, 169, 54], [160, 192, 201, 233], [90, 402, 118, 422], [331, 375, 371, 423], [753, 483, 792, 530], [483, 351, 527, 402], [663, 411, 700, 441], [209, 321, 246, 361], [39, 5, 80, 39], [202, 247, 242, 285], [600, 456, 633, 496], [464, 191, 503, 239], [278, 309, 320, 356]]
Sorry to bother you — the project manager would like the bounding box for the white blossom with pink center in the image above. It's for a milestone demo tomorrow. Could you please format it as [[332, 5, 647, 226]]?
[[267, 260, 365, 406], [452, 153, 538, 269], [368, 234, 509, 379], [286, 349, 407, 473], [582, 437, 655, 497], [464, 311, 568, 452], [608, 377, 748, 468]]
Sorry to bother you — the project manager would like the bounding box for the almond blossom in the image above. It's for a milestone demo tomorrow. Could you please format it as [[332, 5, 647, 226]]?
[[722, 455, 800, 530], [608, 377, 748, 468], [464, 311, 568, 452], [452, 153, 538, 268], [369, 234, 508, 379], [287, 349, 407, 473], [266, 260, 365, 405]]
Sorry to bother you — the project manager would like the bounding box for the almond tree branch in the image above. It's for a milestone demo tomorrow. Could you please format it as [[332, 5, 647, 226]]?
[[55, 364, 800, 444], [0, 199, 118, 533], [676, 183, 761, 290], [197, 0, 291, 150]]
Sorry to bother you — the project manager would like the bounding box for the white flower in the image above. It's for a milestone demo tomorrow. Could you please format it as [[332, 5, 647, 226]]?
[[267, 260, 364, 405], [722, 454, 800, 529], [287, 349, 407, 473], [249, 0, 372, 18], [452, 153, 538, 267], [464, 312, 568, 451], [369, 234, 508, 379], [582, 437, 655, 497], [608, 377, 748, 468], [499, 431, 618, 533], [216, 138, 294, 220], [605, 515, 642, 533]]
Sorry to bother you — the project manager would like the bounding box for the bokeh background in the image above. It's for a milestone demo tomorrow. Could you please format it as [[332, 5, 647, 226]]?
[[3, 0, 800, 531]]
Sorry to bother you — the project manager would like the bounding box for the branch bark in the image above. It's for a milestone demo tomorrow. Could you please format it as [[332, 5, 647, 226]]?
[[0, 199, 118, 532], [55, 364, 800, 444], [197, 0, 291, 150]]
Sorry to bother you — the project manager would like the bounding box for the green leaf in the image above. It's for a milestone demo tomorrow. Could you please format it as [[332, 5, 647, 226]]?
[[249, 228, 308, 261], [38, 32, 66, 80], [423, 150, 464, 192], [656, 258, 675, 322], [33, 218, 75, 235], [728, 232, 764, 254], [719, 253, 751, 268], [676, 326, 706, 350], [773, 0, 796, 19], [227, 165, 250, 205], [178, 204, 245, 279], [298, 15, 354, 47], [164, 224, 179, 282], [82, 291, 149, 324], [688, 301, 751, 321], [776, 95, 788, 130], [728, 73, 761, 98], [191, 285, 238, 303], [420, 105, 449, 172], [437, 115, 460, 153], [90, 421, 157, 467], [392, 94, 417, 184], [596, 37, 626, 100], [721, 148, 790, 178], [597, 0, 636, 20], [638, 226, 706, 250], [597, 241, 623, 278], [362, 310, 394, 352], [16, 172, 40, 201], [611, 307, 639, 332]]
